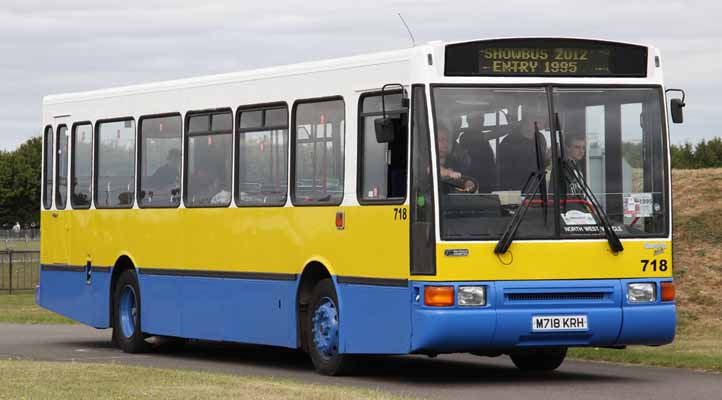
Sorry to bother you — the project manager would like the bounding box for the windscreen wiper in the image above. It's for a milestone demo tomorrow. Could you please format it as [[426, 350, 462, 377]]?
[[494, 125, 548, 255], [494, 170, 546, 254], [555, 113, 623, 253]]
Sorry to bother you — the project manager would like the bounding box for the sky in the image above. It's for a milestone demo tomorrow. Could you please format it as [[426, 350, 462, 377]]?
[[1, 0, 720, 150]]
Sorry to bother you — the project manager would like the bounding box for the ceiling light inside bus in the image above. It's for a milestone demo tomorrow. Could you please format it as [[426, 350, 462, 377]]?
[[458, 286, 486, 306], [627, 283, 656, 303]]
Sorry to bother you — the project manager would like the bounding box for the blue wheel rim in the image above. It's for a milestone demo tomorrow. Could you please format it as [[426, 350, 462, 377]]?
[[119, 285, 137, 338], [312, 297, 339, 360]]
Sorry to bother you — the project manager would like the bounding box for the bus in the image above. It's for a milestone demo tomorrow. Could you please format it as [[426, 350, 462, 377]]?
[[39, 37, 684, 375]]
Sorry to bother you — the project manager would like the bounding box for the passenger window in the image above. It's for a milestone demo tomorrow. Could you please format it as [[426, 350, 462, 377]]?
[[358, 92, 408, 202], [292, 98, 345, 205], [185, 110, 233, 207], [236, 105, 288, 206], [55, 125, 69, 210], [43, 126, 54, 209], [71, 123, 93, 208], [95, 119, 136, 208], [138, 115, 182, 208]]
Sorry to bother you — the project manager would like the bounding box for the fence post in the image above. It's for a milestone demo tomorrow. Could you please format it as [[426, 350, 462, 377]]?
[[8, 249, 13, 295]]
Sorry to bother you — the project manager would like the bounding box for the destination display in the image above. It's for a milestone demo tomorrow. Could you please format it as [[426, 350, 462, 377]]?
[[445, 39, 648, 77]]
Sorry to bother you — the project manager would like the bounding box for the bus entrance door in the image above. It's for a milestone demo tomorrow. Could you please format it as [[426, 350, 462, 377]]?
[[50, 210, 71, 267]]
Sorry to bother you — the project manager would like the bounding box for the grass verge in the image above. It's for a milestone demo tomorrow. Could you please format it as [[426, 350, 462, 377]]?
[[0, 360, 409, 400], [0, 293, 72, 324], [569, 335, 722, 373]]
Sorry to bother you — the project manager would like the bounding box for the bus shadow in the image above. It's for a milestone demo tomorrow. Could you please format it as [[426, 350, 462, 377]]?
[[53, 338, 638, 386], [154, 341, 637, 386]]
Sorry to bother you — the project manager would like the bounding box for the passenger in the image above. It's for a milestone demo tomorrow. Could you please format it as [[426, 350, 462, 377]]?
[[563, 132, 587, 196], [497, 111, 549, 190], [457, 112, 497, 193], [438, 125, 477, 193], [210, 174, 231, 205], [150, 148, 181, 188]]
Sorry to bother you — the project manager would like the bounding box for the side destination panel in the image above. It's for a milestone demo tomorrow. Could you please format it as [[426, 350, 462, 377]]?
[[37, 266, 111, 328], [336, 278, 411, 354], [138, 269, 298, 348]]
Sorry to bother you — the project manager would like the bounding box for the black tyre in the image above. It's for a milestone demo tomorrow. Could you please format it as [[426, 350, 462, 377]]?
[[306, 279, 355, 376], [510, 347, 567, 371], [112, 269, 151, 353]]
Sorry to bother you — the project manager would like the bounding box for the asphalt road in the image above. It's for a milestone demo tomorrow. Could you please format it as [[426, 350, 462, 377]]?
[[1, 323, 720, 400]]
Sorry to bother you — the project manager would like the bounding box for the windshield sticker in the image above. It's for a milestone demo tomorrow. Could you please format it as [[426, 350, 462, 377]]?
[[623, 193, 653, 218], [564, 225, 624, 234], [561, 210, 597, 226]]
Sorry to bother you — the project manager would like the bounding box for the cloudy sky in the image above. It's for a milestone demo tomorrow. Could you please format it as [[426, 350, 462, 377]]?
[[1, 0, 720, 150]]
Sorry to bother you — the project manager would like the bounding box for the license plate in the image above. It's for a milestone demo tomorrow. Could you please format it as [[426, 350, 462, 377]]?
[[532, 315, 588, 332]]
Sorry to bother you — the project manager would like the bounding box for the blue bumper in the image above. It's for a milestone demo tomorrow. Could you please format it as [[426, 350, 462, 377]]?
[[411, 278, 675, 353]]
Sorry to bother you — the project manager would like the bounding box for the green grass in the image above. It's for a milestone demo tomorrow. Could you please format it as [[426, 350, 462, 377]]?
[[0, 360, 410, 400], [569, 335, 722, 373], [0, 293, 72, 324]]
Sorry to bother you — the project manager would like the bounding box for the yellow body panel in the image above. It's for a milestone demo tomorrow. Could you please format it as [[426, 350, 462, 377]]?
[[434, 240, 672, 281], [41, 205, 411, 280], [41, 207, 671, 282]]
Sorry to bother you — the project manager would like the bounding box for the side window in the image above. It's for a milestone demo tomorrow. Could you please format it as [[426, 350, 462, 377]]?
[[292, 98, 345, 205], [138, 114, 182, 208], [71, 123, 93, 208], [236, 105, 288, 206], [358, 92, 408, 202], [43, 126, 54, 209], [185, 110, 233, 207], [55, 125, 69, 210], [95, 119, 136, 208]]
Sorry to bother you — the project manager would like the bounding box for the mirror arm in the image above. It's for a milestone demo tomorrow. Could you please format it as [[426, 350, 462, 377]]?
[[380, 83, 409, 117], [665, 88, 686, 104]]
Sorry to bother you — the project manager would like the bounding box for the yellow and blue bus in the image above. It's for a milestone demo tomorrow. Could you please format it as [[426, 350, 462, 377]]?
[[39, 37, 684, 375]]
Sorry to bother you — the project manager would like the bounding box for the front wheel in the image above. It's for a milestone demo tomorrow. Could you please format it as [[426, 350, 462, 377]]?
[[306, 279, 355, 376], [112, 269, 151, 353], [510, 347, 567, 372]]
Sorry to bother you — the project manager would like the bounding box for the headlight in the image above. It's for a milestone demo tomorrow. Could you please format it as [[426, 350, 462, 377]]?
[[627, 283, 656, 303], [458, 286, 486, 306]]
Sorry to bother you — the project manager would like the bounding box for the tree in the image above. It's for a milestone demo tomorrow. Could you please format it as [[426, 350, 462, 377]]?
[[0, 136, 42, 225], [670, 138, 722, 169]]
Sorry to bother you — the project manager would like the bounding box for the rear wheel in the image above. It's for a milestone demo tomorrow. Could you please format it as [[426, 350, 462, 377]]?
[[306, 279, 355, 376], [112, 269, 151, 353], [510, 347, 567, 372]]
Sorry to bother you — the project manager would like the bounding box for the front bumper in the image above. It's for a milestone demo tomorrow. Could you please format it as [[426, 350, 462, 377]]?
[[410, 278, 675, 353]]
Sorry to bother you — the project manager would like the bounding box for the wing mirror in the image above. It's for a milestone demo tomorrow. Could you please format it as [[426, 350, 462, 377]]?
[[666, 88, 686, 124], [375, 117, 401, 143]]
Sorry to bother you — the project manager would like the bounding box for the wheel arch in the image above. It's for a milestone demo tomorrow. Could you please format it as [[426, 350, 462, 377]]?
[[296, 259, 339, 350], [109, 254, 137, 327]]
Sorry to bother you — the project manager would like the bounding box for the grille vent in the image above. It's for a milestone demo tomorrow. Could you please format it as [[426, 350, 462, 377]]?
[[506, 292, 606, 302]]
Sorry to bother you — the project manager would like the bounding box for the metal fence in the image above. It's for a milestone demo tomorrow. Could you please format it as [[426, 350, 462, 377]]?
[[0, 228, 40, 240], [0, 249, 40, 294]]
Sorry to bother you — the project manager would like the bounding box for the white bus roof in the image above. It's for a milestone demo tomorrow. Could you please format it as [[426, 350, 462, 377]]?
[[43, 37, 660, 106]]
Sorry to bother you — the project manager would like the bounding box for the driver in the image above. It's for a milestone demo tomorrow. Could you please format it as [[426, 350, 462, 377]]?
[[437, 125, 477, 193]]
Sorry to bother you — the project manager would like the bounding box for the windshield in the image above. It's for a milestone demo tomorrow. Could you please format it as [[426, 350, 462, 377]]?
[[432, 86, 668, 241]]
